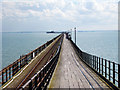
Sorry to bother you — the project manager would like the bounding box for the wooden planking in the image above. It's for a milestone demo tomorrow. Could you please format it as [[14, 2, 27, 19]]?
[[70, 42, 109, 88], [49, 34, 109, 89]]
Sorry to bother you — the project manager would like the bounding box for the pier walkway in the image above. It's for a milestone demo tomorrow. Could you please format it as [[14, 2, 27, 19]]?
[[49, 35, 109, 89], [1, 33, 120, 89]]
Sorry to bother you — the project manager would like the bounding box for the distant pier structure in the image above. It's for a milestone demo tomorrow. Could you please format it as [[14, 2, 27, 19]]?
[[0, 33, 120, 89]]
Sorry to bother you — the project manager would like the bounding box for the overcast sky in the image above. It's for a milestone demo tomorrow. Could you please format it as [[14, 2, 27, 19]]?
[[1, 0, 119, 32]]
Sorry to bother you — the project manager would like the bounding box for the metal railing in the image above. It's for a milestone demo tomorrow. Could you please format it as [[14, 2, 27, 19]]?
[[70, 39, 120, 89], [0, 34, 61, 86], [21, 35, 63, 90]]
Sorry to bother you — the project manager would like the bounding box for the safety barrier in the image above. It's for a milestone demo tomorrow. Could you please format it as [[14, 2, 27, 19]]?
[[0, 34, 61, 86], [70, 39, 120, 90]]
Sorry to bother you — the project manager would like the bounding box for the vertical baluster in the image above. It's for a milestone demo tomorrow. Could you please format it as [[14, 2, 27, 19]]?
[[29, 80, 32, 90], [17, 61, 18, 72], [40, 47, 42, 52], [93, 56, 94, 68], [14, 63, 16, 75], [35, 76, 38, 88], [86, 54, 88, 63], [9, 67, 11, 79], [109, 61, 111, 80], [97, 57, 98, 71], [25, 55, 27, 65], [6, 69, 7, 82], [39, 72, 41, 82], [20, 56, 22, 69], [35, 50, 36, 56], [20, 59, 21, 69], [88, 55, 90, 65], [42, 70, 44, 87], [118, 64, 120, 88], [99, 57, 101, 73], [102, 58, 103, 75], [31, 52, 33, 59], [12, 64, 14, 76], [113, 62, 115, 84], [105, 59, 107, 78], [2, 71, 4, 85], [95, 56, 96, 70], [37, 49, 39, 55], [39, 47, 41, 53]]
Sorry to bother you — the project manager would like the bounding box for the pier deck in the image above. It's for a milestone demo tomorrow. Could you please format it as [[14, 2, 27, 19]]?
[[49, 35, 109, 89]]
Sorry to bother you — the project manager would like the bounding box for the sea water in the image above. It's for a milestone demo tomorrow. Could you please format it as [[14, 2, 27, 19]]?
[[72, 30, 118, 63], [2, 32, 59, 69], [2, 30, 118, 69]]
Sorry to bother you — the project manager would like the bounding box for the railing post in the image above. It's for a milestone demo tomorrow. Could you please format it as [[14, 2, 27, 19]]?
[[20, 56, 22, 69], [6, 69, 8, 82], [97, 57, 98, 71], [16, 61, 18, 72], [25, 55, 27, 64], [12, 64, 14, 76], [2, 71, 4, 85], [99, 57, 101, 73], [113, 62, 115, 84], [95, 56, 96, 70], [37, 49, 39, 55], [9, 67, 11, 79], [29, 80, 32, 90], [39, 72, 41, 82], [42, 70, 44, 87], [118, 64, 120, 88], [102, 58, 103, 75], [20, 59, 22, 69], [35, 76, 38, 87], [105, 59, 107, 78], [31, 52, 33, 59], [39, 47, 41, 53], [14, 63, 16, 74], [109, 61, 111, 80], [35, 50, 36, 56], [88, 55, 89, 65], [93, 56, 94, 68]]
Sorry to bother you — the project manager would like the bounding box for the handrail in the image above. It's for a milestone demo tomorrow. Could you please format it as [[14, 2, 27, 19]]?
[[21, 34, 63, 89], [0, 34, 61, 87], [70, 39, 120, 89]]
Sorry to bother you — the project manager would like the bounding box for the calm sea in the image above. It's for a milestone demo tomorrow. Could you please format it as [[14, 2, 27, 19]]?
[[2, 32, 59, 69], [2, 30, 118, 69], [72, 30, 118, 63]]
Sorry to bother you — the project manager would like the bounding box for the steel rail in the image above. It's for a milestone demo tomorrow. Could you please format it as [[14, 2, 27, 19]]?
[[0, 34, 61, 87], [21, 35, 63, 89], [17, 34, 63, 89]]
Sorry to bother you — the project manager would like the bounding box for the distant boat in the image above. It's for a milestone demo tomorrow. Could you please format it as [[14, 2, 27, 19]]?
[[46, 31, 65, 33], [46, 31, 55, 33]]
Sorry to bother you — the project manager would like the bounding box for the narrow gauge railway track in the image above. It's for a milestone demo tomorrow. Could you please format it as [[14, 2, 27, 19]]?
[[3, 34, 64, 89], [17, 34, 63, 89], [0, 34, 61, 87], [21, 34, 64, 90]]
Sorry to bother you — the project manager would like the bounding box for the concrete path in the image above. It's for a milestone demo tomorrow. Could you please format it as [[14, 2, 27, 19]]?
[[49, 35, 109, 89]]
